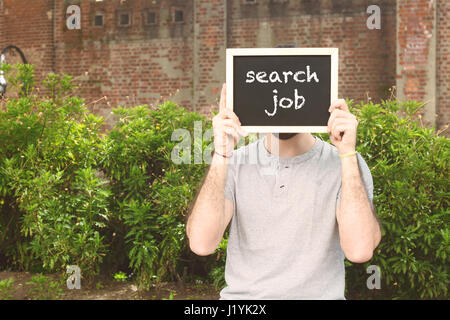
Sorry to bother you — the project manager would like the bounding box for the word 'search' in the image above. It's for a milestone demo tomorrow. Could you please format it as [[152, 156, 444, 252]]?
[[245, 65, 319, 117]]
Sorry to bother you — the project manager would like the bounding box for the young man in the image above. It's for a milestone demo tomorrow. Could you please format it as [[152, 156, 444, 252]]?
[[186, 84, 381, 299]]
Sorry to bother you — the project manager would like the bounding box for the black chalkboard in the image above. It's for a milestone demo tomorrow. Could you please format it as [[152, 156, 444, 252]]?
[[226, 48, 338, 132]]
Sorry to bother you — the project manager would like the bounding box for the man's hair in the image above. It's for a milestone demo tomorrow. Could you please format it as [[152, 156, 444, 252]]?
[[275, 44, 296, 48]]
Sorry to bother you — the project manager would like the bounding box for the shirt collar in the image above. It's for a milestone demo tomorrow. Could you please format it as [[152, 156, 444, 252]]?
[[258, 134, 323, 165]]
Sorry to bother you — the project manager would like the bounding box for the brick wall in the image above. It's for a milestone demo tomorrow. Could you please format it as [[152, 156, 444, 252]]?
[[437, 0, 450, 131], [396, 0, 437, 127], [0, 1, 3, 51], [227, 0, 396, 105], [53, 0, 195, 124], [0, 0, 195, 125], [0, 0, 447, 132], [0, 0, 54, 82], [193, 0, 227, 115]]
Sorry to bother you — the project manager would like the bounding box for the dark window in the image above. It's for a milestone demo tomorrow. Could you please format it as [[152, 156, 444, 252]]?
[[94, 14, 104, 27], [173, 10, 183, 23], [119, 13, 130, 26], [147, 12, 156, 25], [243, 0, 256, 4]]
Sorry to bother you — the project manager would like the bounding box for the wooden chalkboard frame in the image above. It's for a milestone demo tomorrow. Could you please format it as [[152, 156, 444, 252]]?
[[226, 48, 339, 133]]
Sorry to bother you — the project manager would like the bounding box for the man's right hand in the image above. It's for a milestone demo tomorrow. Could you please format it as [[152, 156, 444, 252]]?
[[212, 83, 248, 157], [187, 83, 240, 255]]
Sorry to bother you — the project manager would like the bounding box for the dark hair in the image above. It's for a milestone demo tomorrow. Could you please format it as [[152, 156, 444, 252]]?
[[275, 44, 296, 48]]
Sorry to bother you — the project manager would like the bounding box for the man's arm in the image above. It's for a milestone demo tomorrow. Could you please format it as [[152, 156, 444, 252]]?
[[186, 83, 247, 256], [186, 154, 234, 256], [328, 99, 381, 263], [337, 155, 381, 263]]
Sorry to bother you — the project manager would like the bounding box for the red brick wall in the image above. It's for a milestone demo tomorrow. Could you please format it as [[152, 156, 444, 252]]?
[[437, 0, 450, 131], [0, 1, 3, 50], [0, 0, 54, 82], [397, 0, 434, 99], [194, 0, 227, 114], [0, 0, 447, 132], [53, 0, 195, 124], [227, 0, 396, 104], [0, 0, 194, 125]]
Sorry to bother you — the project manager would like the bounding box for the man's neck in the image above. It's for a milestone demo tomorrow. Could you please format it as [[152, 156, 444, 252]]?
[[265, 133, 316, 158]]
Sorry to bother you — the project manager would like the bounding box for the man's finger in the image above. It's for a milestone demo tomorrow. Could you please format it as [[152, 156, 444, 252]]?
[[222, 119, 240, 132], [332, 117, 356, 126], [223, 119, 248, 137], [224, 126, 240, 142], [223, 108, 241, 125], [328, 99, 349, 113], [331, 123, 344, 141], [330, 118, 356, 134], [327, 109, 354, 132], [238, 126, 248, 137], [331, 118, 355, 140], [219, 83, 226, 112], [332, 124, 352, 141], [328, 109, 349, 125]]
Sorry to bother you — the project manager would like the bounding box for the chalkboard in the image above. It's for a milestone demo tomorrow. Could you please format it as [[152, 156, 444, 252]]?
[[226, 48, 338, 132]]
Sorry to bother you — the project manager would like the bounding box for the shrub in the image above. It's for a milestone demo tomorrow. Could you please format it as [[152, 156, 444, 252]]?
[[0, 64, 214, 289], [100, 103, 211, 289], [0, 64, 110, 278], [318, 99, 449, 299]]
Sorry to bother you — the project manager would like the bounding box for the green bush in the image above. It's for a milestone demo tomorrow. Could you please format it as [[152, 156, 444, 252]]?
[[0, 64, 214, 289], [319, 99, 449, 299], [100, 102, 211, 289], [1, 64, 447, 299], [0, 64, 110, 278]]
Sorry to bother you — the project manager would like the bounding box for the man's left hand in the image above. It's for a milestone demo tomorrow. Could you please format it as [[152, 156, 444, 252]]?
[[327, 99, 358, 155]]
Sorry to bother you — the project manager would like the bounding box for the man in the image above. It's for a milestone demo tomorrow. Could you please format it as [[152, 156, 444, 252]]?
[[186, 83, 381, 299]]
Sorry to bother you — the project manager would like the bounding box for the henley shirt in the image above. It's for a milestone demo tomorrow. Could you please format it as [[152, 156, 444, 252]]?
[[220, 135, 374, 299]]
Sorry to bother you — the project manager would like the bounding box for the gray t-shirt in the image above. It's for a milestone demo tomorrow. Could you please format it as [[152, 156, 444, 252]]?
[[220, 135, 374, 300]]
